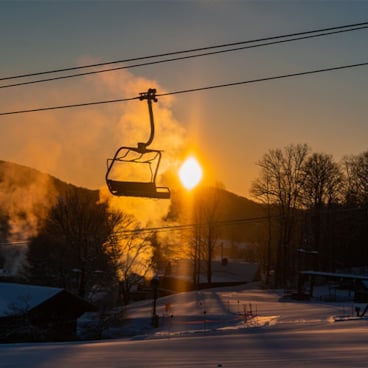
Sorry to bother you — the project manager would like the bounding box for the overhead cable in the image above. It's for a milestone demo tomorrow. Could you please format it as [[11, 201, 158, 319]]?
[[1, 205, 367, 244], [157, 61, 368, 98], [1, 61, 367, 116], [91, 205, 368, 237], [0, 21, 367, 88], [3, 26, 368, 89], [0, 96, 139, 116], [0, 215, 273, 245], [1, 25, 367, 90], [100, 215, 277, 236]]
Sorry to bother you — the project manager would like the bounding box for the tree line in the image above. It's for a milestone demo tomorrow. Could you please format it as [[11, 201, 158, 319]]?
[[3, 143, 368, 304], [26, 187, 162, 306], [251, 143, 368, 287]]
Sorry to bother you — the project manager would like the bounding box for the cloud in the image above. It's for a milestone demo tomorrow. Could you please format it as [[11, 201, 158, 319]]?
[[0, 162, 57, 275], [95, 68, 188, 225], [0, 61, 186, 186], [1, 60, 189, 234]]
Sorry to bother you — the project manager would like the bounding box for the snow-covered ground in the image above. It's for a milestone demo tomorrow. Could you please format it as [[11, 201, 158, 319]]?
[[1, 283, 368, 367]]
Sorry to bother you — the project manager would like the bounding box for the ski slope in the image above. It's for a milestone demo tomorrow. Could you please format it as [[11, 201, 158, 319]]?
[[1, 284, 367, 367]]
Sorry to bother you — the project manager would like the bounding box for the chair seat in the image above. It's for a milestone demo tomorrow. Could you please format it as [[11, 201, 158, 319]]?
[[107, 180, 170, 199]]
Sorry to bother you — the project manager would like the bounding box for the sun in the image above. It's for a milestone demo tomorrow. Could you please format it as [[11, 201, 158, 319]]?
[[179, 156, 203, 190]]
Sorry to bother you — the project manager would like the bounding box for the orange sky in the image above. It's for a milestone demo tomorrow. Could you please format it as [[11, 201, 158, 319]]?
[[1, 1, 368, 199]]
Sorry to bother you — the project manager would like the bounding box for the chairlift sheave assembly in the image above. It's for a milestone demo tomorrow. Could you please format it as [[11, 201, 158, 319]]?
[[105, 88, 170, 199]]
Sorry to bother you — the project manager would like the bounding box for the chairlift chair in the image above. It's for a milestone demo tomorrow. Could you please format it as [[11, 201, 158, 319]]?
[[105, 89, 170, 199]]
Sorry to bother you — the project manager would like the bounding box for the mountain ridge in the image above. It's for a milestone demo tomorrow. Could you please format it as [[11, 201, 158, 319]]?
[[0, 160, 265, 243]]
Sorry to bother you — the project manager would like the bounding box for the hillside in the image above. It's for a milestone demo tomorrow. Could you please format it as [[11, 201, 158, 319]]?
[[0, 160, 265, 244], [0, 161, 99, 276], [0, 160, 99, 237], [2, 285, 366, 366], [1, 159, 263, 211], [167, 186, 265, 243], [0, 160, 99, 198]]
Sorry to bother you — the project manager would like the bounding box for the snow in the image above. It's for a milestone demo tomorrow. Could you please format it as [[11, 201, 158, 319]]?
[[1, 283, 368, 367], [0, 283, 62, 317]]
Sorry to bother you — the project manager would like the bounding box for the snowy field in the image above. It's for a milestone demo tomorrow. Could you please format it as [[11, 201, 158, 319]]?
[[1, 283, 368, 367]]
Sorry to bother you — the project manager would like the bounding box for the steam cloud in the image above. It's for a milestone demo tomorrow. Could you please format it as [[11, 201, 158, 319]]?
[[0, 62, 188, 273], [0, 162, 56, 275]]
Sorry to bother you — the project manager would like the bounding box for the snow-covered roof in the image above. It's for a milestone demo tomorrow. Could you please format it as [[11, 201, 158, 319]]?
[[0, 283, 62, 317], [300, 270, 368, 280]]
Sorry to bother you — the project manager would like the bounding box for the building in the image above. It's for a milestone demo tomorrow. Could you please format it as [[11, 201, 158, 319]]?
[[0, 282, 95, 342]]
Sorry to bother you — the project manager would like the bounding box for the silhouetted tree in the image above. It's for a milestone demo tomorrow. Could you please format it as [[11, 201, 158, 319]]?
[[251, 144, 310, 287], [111, 225, 158, 305], [339, 151, 368, 268], [193, 186, 221, 286], [343, 151, 368, 207], [301, 153, 344, 270], [302, 153, 343, 209], [28, 187, 128, 300], [249, 174, 276, 284]]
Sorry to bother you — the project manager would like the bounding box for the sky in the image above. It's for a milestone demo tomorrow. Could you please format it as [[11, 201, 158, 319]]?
[[1, 1, 368, 199]]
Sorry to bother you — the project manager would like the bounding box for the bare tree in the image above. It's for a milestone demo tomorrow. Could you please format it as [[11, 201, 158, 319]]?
[[339, 151, 368, 269], [251, 144, 310, 287], [250, 175, 275, 284], [108, 230, 153, 305], [191, 221, 203, 287], [300, 153, 343, 269], [28, 187, 129, 300], [302, 153, 343, 209], [193, 186, 221, 286], [343, 151, 368, 207]]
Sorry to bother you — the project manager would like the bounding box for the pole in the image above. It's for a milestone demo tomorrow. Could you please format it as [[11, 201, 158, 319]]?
[[151, 275, 160, 327]]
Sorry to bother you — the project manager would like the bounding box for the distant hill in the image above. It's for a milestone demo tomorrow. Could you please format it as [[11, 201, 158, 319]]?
[[167, 185, 265, 243], [0, 160, 265, 244], [0, 160, 268, 281], [0, 160, 98, 198], [0, 161, 100, 277], [0, 160, 98, 244]]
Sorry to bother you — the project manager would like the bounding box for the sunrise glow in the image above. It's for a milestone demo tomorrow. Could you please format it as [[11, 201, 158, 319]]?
[[179, 157, 203, 190]]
